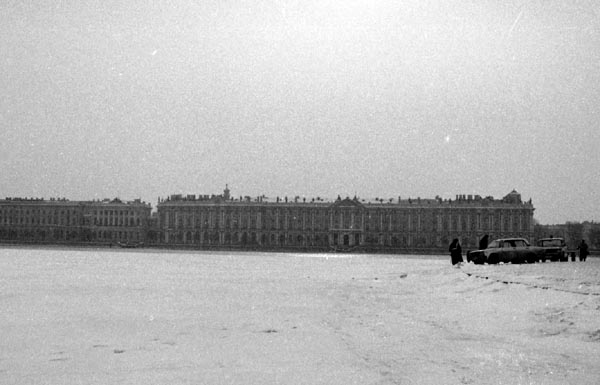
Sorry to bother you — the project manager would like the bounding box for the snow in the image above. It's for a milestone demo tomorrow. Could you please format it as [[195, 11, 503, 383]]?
[[1, 247, 599, 384]]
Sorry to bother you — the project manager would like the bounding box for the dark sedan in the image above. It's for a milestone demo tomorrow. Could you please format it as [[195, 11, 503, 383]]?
[[467, 238, 545, 265]]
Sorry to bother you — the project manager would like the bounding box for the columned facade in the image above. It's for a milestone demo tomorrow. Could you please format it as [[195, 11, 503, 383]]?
[[0, 198, 83, 243], [156, 189, 535, 252], [0, 197, 152, 245], [1, 190, 534, 252]]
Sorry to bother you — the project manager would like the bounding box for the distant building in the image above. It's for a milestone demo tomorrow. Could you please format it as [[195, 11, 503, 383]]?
[[0, 189, 535, 252], [0, 197, 84, 243], [81, 198, 152, 244], [0, 197, 151, 245], [156, 187, 535, 252]]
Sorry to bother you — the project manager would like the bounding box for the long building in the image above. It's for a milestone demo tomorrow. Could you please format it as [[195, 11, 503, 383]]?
[[0, 197, 152, 245], [156, 187, 534, 252], [0, 189, 534, 252]]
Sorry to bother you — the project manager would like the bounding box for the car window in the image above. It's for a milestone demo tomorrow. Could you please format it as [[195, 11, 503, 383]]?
[[513, 240, 527, 247], [488, 240, 498, 248], [541, 239, 563, 247]]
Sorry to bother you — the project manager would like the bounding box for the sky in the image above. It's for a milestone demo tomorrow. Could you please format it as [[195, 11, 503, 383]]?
[[1, 0, 599, 225]]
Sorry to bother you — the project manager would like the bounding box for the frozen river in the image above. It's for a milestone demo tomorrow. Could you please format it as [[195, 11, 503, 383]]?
[[1, 247, 599, 384]]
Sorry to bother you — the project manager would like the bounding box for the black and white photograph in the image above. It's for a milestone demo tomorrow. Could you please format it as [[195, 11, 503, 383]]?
[[1, 1, 599, 384]]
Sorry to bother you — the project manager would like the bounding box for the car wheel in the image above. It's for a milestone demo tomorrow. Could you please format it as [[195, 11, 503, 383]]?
[[487, 254, 499, 265]]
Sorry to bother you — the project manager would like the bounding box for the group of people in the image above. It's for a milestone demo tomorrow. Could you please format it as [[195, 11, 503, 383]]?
[[449, 236, 591, 265], [449, 234, 489, 266]]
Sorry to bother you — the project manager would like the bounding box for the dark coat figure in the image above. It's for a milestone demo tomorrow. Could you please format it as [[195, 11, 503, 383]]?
[[479, 234, 489, 250], [578, 240, 589, 262], [449, 238, 463, 265]]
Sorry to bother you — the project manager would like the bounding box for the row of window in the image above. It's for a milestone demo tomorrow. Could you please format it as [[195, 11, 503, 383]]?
[[0, 208, 77, 216], [0, 216, 76, 226], [0, 217, 145, 227], [91, 217, 143, 227], [91, 210, 143, 216], [161, 230, 531, 248], [0, 228, 141, 242], [159, 209, 531, 233], [0, 210, 147, 223]]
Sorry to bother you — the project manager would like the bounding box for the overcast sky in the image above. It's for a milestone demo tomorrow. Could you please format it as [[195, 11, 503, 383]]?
[[1, 0, 599, 224]]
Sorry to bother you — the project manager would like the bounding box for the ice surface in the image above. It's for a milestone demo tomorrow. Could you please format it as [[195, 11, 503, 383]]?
[[1, 247, 599, 384]]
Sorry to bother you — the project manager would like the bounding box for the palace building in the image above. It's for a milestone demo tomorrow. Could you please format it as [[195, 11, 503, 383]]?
[[0, 188, 534, 252], [0, 197, 152, 245], [155, 187, 534, 252]]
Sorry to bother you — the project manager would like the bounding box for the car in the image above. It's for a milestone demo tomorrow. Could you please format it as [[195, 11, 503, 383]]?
[[536, 238, 567, 262], [466, 237, 544, 265]]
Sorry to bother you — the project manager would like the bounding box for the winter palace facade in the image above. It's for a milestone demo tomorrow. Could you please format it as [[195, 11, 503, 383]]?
[[0, 187, 534, 252], [155, 187, 534, 252]]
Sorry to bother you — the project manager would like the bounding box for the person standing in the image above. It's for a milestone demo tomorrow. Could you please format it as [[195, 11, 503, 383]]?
[[449, 238, 463, 265], [578, 239, 589, 262], [479, 234, 489, 250]]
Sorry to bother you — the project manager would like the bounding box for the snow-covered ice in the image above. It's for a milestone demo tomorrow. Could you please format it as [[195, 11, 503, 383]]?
[[1, 247, 599, 384]]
